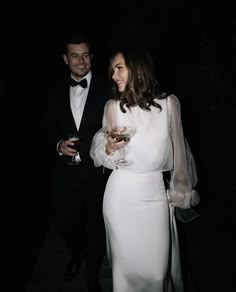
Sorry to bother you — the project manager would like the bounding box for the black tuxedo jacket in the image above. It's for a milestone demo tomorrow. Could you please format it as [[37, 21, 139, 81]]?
[[45, 73, 112, 179]]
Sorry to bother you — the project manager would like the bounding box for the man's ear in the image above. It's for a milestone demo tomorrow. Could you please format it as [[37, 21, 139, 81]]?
[[63, 54, 69, 65]]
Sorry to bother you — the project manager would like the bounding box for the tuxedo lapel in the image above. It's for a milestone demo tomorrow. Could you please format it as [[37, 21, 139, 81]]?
[[63, 83, 78, 133], [79, 76, 101, 134]]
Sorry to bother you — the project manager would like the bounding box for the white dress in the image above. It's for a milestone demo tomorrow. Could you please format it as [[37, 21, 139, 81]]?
[[90, 95, 199, 292]]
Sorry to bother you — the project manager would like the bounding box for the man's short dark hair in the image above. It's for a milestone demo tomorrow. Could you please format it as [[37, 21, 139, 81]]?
[[63, 31, 93, 54]]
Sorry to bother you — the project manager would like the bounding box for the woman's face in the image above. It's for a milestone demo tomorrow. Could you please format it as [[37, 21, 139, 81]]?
[[111, 53, 128, 92]]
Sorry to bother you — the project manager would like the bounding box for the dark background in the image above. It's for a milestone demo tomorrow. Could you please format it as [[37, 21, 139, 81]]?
[[2, 1, 235, 291]]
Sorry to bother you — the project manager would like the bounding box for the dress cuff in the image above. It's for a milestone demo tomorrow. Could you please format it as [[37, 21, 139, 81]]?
[[167, 189, 200, 209], [167, 189, 200, 222]]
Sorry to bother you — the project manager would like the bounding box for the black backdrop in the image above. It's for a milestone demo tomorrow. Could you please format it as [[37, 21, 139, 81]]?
[[3, 1, 235, 290]]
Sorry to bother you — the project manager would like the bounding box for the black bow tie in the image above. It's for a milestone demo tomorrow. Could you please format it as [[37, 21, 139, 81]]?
[[70, 78, 87, 88]]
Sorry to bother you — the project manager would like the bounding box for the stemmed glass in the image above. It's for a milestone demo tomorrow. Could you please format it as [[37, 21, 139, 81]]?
[[110, 125, 136, 167], [67, 132, 81, 165]]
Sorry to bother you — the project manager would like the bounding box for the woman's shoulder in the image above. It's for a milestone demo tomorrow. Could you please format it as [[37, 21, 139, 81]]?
[[167, 93, 179, 103], [104, 99, 119, 116], [105, 99, 120, 108], [154, 92, 180, 105], [166, 94, 181, 110], [165, 94, 182, 120]]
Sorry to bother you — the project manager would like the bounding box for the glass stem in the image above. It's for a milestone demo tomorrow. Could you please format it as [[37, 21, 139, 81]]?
[[120, 146, 126, 161]]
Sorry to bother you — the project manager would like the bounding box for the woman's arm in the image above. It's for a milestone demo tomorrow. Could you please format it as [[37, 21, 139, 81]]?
[[167, 94, 200, 221]]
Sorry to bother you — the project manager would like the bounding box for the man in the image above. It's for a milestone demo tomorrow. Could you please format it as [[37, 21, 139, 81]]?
[[45, 31, 112, 292]]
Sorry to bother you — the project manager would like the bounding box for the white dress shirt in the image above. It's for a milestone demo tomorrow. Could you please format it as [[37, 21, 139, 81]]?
[[70, 71, 92, 130]]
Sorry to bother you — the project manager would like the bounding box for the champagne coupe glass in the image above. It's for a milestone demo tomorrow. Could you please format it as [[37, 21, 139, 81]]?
[[67, 132, 81, 165], [111, 125, 136, 167]]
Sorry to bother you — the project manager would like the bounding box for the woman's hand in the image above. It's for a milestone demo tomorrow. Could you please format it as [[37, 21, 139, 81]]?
[[105, 128, 128, 155]]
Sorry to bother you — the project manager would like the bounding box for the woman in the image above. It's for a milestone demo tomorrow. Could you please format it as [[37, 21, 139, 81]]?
[[90, 45, 199, 292]]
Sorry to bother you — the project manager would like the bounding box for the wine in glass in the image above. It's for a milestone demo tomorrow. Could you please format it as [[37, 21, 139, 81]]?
[[67, 133, 81, 165], [111, 125, 136, 167]]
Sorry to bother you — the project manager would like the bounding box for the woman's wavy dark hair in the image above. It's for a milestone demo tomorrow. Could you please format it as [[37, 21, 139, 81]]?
[[108, 45, 167, 113]]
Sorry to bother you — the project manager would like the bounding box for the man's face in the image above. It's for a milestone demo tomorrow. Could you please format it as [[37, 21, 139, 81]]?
[[63, 42, 93, 80]]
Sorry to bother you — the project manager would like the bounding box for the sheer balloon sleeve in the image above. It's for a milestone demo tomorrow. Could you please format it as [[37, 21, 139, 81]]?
[[90, 99, 120, 169], [167, 95, 200, 222]]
